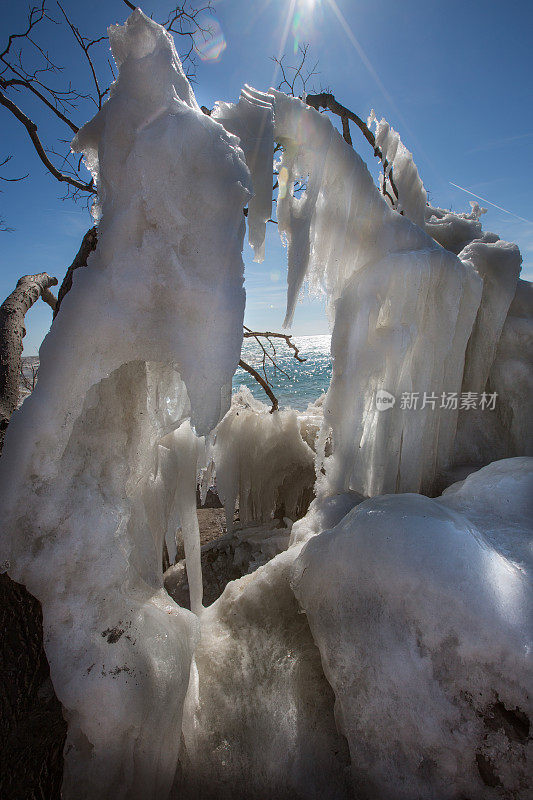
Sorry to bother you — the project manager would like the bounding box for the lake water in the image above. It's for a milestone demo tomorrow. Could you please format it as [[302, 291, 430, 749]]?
[[234, 334, 332, 411]]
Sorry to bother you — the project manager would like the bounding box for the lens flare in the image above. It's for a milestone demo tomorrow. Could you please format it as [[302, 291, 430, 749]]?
[[193, 16, 227, 62], [291, 0, 320, 53]]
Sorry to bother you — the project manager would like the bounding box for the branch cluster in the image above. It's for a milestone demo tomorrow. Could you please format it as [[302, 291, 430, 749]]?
[[0, 1, 217, 207]]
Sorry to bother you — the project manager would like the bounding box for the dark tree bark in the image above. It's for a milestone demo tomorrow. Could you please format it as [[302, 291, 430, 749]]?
[[0, 574, 67, 800], [0, 272, 57, 451], [53, 226, 98, 319]]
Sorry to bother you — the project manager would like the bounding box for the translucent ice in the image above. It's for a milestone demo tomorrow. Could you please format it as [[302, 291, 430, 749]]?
[[270, 90, 482, 495], [489, 279, 533, 455], [370, 112, 427, 227], [211, 386, 315, 532]]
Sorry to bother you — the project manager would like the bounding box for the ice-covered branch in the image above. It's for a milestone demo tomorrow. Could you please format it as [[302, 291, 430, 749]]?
[[305, 91, 399, 203]]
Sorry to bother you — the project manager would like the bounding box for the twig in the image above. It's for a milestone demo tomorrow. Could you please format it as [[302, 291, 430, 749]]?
[[238, 359, 278, 413], [0, 91, 95, 194]]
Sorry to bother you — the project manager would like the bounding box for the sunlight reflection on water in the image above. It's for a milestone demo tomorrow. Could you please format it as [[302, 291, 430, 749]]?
[[233, 334, 331, 410]]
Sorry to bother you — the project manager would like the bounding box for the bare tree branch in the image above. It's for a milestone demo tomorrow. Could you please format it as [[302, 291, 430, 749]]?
[[305, 92, 399, 203], [53, 225, 98, 317], [0, 272, 58, 450], [238, 359, 279, 413], [272, 44, 319, 98], [0, 90, 95, 193]]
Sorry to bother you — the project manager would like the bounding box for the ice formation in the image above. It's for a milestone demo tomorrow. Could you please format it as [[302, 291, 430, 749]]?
[[426, 201, 489, 254], [460, 239, 521, 393], [292, 457, 533, 799], [368, 111, 427, 227], [271, 90, 483, 495], [176, 458, 532, 799], [159, 422, 205, 615], [164, 519, 293, 609], [177, 541, 354, 800], [210, 386, 315, 531], [0, 10, 251, 798], [489, 278, 533, 455], [213, 86, 275, 261], [0, 8, 531, 799]]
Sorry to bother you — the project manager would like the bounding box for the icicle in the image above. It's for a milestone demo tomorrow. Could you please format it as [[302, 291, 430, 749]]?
[[269, 90, 482, 495], [161, 422, 205, 616], [213, 85, 275, 262]]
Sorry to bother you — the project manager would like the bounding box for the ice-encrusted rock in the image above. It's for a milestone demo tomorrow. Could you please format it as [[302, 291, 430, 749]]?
[[177, 544, 354, 800], [164, 520, 293, 609], [292, 457, 533, 800], [0, 10, 251, 798]]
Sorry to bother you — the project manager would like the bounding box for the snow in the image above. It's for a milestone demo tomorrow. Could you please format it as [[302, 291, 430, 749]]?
[[292, 457, 533, 799], [0, 10, 251, 798]]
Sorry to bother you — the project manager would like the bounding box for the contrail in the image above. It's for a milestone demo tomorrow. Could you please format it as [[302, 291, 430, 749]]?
[[449, 181, 531, 224]]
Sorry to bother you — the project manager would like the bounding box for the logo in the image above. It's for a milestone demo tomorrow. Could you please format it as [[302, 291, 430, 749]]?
[[375, 390, 396, 411]]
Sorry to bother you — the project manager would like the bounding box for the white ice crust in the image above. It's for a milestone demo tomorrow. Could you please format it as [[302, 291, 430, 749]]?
[[0, 10, 251, 798], [291, 457, 533, 799]]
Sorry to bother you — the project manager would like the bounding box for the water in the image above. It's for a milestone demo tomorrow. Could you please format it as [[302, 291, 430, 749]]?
[[233, 334, 332, 411]]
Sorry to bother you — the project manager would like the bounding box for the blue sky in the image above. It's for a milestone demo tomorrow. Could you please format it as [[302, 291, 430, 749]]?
[[1, 0, 532, 353]]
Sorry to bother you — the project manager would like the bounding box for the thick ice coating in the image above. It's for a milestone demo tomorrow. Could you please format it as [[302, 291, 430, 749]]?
[[369, 111, 427, 228], [460, 239, 521, 393], [292, 457, 533, 800], [489, 278, 533, 455], [0, 9, 251, 799], [270, 90, 482, 495], [69, 9, 250, 440], [210, 386, 315, 532], [213, 86, 274, 262], [177, 544, 354, 800]]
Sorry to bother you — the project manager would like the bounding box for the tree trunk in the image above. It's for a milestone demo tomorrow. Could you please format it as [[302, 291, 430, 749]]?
[[53, 226, 97, 319], [0, 574, 67, 799], [0, 272, 58, 451]]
